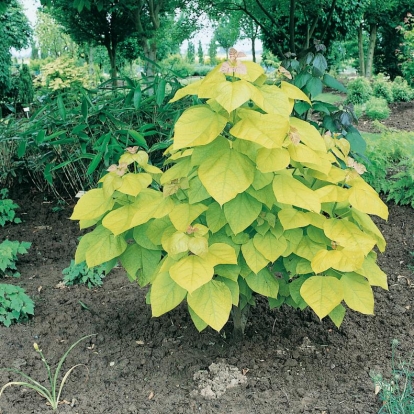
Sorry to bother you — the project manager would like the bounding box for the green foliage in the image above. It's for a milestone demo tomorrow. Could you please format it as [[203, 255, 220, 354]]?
[[192, 65, 212, 77], [0, 240, 31, 278], [208, 39, 218, 65], [197, 40, 204, 65], [187, 42, 195, 64], [0, 0, 32, 100], [372, 74, 394, 103], [70, 60, 388, 334], [391, 76, 413, 102], [34, 56, 91, 91], [62, 260, 106, 288], [16, 64, 35, 105], [347, 77, 373, 105], [0, 284, 34, 327], [213, 15, 240, 57], [282, 49, 366, 159], [0, 335, 95, 409], [159, 55, 194, 77], [398, 12, 414, 86], [0, 189, 21, 226], [365, 97, 390, 120], [0, 73, 187, 196], [371, 339, 414, 413], [362, 129, 414, 208]]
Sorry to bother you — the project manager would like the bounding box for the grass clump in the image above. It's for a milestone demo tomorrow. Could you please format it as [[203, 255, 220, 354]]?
[[371, 339, 414, 413], [365, 97, 390, 120]]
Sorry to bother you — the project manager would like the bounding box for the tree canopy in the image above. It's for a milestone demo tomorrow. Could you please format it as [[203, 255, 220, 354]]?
[[0, 0, 32, 98]]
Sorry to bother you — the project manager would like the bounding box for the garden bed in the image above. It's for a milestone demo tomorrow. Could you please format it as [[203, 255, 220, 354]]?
[[0, 180, 412, 414]]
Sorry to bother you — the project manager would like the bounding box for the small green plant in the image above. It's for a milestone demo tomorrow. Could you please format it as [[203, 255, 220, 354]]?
[[365, 97, 390, 120], [372, 74, 394, 103], [0, 189, 21, 226], [347, 77, 373, 104], [0, 335, 95, 410], [0, 284, 34, 327], [62, 260, 106, 288], [371, 339, 414, 413], [0, 240, 31, 278], [391, 76, 413, 102]]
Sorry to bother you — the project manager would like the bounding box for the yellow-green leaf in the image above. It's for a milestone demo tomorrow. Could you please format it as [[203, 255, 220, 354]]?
[[273, 174, 321, 212], [328, 304, 346, 328], [351, 210, 386, 252], [256, 147, 290, 173], [280, 81, 311, 104], [169, 79, 203, 102], [188, 237, 209, 256], [294, 236, 326, 261], [348, 183, 388, 220], [188, 176, 211, 203], [187, 280, 232, 331], [188, 304, 208, 332], [241, 239, 269, 273], [71, 188, 114, 220], [324, 218, 376, 255], [300, 276, 343, 319], [288, 143, 331, 174], [173, 105, 227, 150], [205, 243, 238, 266], [215, 276, 239, 305], [117, 173, 152, 196], [278, 208, 311, 230], [341, 273, 374, 314], [102, 203, 140, 235], [256, 84, 291, 117], [289, 117, 326, 152], [230, 109, 289, 149], [151, 272, 187, 317], [206, 202, 227, 233], [199, 147, 255, 205], [99, 173, 123, 198], [245, 268, 279, 298], [162, 231, 190, 255], [315, 185, 349, 203], [83, 226, 127, 268], [253, 232, 287, 262], [355, 255, 388, 289], [224, 192, 262, 234], [169, 203, 208, 232], [215, 80, 254, 113], [169, 255, 214, 293], [311, 248, 364, 273], [130, 194, 175, 227]]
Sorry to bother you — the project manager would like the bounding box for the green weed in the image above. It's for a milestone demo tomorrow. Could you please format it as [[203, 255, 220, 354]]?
[[62, 260, 106, 288], [0, 240, 31, 278], [0, 284, 34, 327]]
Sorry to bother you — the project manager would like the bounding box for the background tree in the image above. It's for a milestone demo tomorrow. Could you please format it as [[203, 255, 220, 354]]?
[[17, 64, 34, 105], [208, 38, 217, 65], [239, 13, 260, 62], [213, 15, 240, 59], [0, 0, 32, 101], [197, 40, 204, 64], [35, 11, 77, 59], [187, 41, 195, 63], [43, 0, 137, 80]]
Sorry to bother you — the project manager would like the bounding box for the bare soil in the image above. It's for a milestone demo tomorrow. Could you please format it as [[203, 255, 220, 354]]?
[[0, 104, 413, 414]]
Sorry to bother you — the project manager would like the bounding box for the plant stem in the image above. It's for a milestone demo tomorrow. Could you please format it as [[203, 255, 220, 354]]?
[[231, 305, 249, 342]]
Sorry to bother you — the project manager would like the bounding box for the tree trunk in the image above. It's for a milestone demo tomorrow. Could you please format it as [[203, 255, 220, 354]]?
[[231, 305, 250, 342], [251, 37, 256, 62], [289, 0, 296, 54], [106, 45, 117, 87], [358, 23, 365, 76], [365, 24, 377, 79], [89, 44, 94, 79]]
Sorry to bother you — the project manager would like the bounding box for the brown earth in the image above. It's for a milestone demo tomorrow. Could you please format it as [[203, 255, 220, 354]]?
[[0, 104, 413, 414], [358, 101, 414, 133]]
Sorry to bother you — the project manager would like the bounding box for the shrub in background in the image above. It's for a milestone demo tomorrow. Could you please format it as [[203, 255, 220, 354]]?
[[62, 260, 106, 288], [391, 76, 413, 102], [365, 97, 390, 120], [347, 77, 373, 104], [70, 58, 388, 338], [372, 74, 394, 103], [0, 240, 31, 278], [0, 284, 34, 327], [0, 189, 21, 226]]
